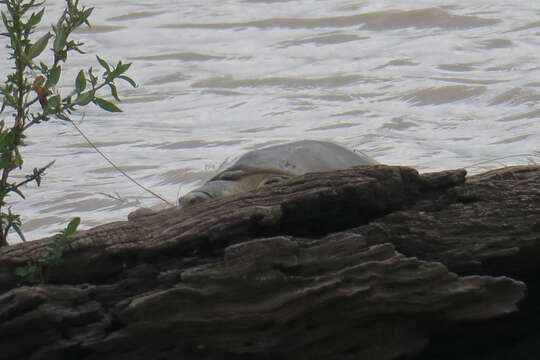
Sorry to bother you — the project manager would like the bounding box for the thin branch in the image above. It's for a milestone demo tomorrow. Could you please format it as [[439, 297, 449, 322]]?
[[70, 119, 174, 206], [24, 95, 39, 109], [12, 160, 55, 189]]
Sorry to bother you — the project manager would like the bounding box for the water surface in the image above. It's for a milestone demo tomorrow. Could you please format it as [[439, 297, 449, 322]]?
[[1, 0, 539, 241]]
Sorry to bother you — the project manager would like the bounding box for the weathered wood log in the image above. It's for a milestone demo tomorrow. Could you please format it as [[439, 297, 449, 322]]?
[[0, 165, 538, 360]]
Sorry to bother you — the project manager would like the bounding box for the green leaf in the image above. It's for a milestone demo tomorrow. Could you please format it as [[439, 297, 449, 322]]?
[[51, 238, 63, 249], [4, 128, 19, 147], [27, 32, 51, 59], [2, 93, 16, 108], [108, 83, 120, 102], [96, 55, 110, 72], [88, 67, 98, 87], [82, 8, 94, 26], [93, 97, 122, 112], [75, 70, 86, 93], [65, 217, 80, 236], [108, 61, 132, 80], [46, 66, 61, 88], [42, 249, 62, 264], [73, 90, 94, 106], [32, 170, 42, 186], [12, 148, 23, 168], [15, 261, 39, 282], [46, 94, 61, 109], [15, 266, 30, 277], [53, 28, 68, 54], [67, 40, 85, 54], [39, 62, 49, 73], [0, 158, 11, 170], [55, 11, 66, 32], [118, 75, 137, 88], [73, 7, 94, 28], [27, 8, 45, 27], [12, 224, 26, 242], [118, 62, 132, 75]]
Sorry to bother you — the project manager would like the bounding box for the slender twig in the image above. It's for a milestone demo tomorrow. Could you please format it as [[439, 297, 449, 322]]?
[[70, 119, 174, 206], [98, 192, 124, 202], [12, 160, 55, 190], [24, 96, 39, 109]]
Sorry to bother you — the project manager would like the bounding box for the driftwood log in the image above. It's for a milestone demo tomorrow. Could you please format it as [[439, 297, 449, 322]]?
[[0, 165, 539, 360]]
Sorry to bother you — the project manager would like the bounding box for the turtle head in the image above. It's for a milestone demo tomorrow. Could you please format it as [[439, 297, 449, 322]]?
[[179, 172, 293, 209], [179, 180, 242, 209], [179, 190, 214, 208]]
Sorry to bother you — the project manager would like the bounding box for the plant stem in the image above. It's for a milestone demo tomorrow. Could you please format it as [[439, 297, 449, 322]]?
[[0, 1, 33, 245], [71, 120, 174, 206]]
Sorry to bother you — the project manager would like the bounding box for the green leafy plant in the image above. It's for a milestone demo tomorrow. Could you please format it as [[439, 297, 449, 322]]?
[[15, 216, 79, 284], [0, 0, 136, 246]]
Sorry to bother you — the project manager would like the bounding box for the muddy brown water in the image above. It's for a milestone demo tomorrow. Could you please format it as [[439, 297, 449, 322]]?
[[0, 1, 539, 241]]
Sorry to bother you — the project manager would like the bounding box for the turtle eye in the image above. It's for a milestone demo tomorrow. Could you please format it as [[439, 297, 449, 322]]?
[[180, 192, 213, 208], [260, 175, 290, 187]]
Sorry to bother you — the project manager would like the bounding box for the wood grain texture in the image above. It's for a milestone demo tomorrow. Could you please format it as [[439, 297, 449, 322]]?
[[1, 165, 538, 360]]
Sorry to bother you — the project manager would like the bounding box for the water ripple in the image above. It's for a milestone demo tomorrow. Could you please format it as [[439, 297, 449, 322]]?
[[162, 8, 499, 30]]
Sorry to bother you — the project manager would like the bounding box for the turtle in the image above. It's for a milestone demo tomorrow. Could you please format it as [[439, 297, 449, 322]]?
[[179, 140, 377, 208]]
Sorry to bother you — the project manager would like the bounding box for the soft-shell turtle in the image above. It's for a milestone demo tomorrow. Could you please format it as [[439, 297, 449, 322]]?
[[179, 140, 377, 207]]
